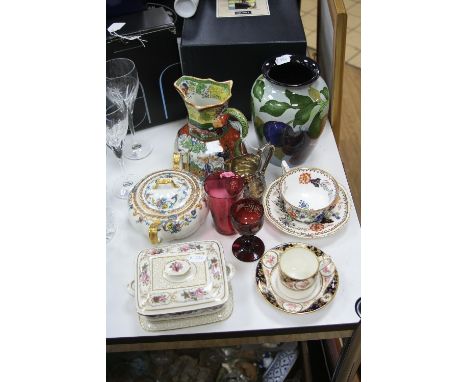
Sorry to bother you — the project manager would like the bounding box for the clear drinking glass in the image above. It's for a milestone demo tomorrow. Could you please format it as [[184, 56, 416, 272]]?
[[106, 58, 152, 160], [106, 207, 117, 244], [106, 98, 137, 199]]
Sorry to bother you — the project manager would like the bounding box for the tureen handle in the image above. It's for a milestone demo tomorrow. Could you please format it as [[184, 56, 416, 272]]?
[[153, 178, 179, 189], [226, 263, 235, 282], [148, 219, 161, 245], [127, 280, 135, 297]]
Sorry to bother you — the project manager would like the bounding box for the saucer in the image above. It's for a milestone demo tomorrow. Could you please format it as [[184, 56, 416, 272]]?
[[256, 243, 339, 314], [263, 177, 350, 239]]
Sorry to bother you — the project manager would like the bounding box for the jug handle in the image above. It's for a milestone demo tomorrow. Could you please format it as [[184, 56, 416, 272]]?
[[225, 108, 249, 139], [257, 143, 275, 174]]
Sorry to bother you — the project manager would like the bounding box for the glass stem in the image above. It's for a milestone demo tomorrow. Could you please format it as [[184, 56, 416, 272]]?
[[125, 99, 137, 148], [113, 141, 126, 180]]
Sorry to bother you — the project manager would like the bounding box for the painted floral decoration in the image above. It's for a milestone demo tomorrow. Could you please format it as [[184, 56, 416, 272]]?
[[170, 261, 184, 273], [310, 223, 325, 232], [148, 248, 163, 255], [139, 263, 150, 286], [298, 173, 322, 188], [299, 173, 311, 184], [263, 253, 277, 268], [180, 242, 203, 252], [183, 287, 207, 301], [209, 258, 221, 279], [298, 200, 309, 209], [152, 295, 168, 304]]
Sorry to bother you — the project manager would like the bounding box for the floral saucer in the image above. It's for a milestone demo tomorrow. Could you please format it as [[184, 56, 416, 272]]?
[[256, 243, 339, 314], [263, 177, 350, 239]]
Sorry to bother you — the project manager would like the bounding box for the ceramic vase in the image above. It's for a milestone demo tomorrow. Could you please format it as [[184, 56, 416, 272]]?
[[251, 54, 329, 166]]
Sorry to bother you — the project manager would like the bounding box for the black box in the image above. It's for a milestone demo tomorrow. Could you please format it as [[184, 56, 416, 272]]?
[[106, 6, 186, 130], [106, 0, 146, 19], [146, 1, 184, 36], [180, 0, 307, 119]]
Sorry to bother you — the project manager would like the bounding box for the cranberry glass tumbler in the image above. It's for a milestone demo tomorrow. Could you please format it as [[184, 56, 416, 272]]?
[[204, 172, 245, 235], [230, 198, 265, 262]]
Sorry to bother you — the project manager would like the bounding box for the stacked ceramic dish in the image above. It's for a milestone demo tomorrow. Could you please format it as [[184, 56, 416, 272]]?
[[129, 240, 234, 331], [263, 161, 350, 239]]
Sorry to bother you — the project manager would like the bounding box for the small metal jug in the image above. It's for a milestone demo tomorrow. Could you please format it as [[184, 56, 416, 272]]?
[[224, 143, 274, 199]]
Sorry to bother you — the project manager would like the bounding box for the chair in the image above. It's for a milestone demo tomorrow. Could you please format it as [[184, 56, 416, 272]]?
[[317, 0, 347, 142]]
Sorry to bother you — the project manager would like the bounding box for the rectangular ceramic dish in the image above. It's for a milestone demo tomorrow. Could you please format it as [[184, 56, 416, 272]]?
[[134, 240, 230, 316]]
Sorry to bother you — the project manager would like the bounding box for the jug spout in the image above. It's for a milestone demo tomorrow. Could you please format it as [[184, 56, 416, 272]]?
[[174, 76, 233, 110], [174, 76, 235, 131]]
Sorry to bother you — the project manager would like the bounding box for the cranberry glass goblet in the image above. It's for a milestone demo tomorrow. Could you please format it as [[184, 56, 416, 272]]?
[[230, 198, 265, 262], [204, 172, 245, 235]]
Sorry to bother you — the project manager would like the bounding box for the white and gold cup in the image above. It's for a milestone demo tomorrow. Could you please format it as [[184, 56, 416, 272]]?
[[278, 246, 319, 291]]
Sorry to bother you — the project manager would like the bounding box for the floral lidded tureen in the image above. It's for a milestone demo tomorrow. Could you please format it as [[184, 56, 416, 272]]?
[[128, 169, 208, 244]]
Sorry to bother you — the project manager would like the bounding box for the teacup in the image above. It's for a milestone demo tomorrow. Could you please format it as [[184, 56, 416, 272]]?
[[279, 161, 338, 223], [279, 246, 319, 291]]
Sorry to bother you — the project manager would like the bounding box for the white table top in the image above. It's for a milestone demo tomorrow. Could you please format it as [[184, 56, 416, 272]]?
[[106, 119, 361, 341]]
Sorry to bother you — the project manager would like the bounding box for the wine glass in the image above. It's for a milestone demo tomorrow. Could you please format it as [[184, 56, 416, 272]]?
[[230, 198, 265, 262], [106, 98, 137, 199], [106, 58, 153, 160], [106, 207, 117, 244]]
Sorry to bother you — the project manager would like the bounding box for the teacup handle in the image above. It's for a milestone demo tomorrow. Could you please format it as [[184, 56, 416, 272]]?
[[281, 160, 290, 174], [225, 107, 249, 140]]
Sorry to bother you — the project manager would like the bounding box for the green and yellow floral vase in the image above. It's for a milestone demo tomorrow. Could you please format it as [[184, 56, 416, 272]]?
[[173, 76, 249, 179], [251, 55, 329, 166]]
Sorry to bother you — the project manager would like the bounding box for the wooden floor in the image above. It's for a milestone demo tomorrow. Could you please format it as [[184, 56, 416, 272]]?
[[338, 64, 361, 221]]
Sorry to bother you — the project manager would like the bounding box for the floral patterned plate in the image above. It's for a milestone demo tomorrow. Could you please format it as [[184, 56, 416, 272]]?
[[134, 240, 231, 316], [256, 243, 339, 314], [263, 177, 350, 239]]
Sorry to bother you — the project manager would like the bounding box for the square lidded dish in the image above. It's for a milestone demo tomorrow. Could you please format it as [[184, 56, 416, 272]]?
[[134, 240, 231, 318]]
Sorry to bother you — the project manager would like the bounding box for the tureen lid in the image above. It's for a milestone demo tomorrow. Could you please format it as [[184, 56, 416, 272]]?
[[129, 169, 202, 218], [135, 240, 230, 316]]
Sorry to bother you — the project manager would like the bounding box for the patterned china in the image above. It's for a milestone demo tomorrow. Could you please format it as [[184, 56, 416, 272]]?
[[128, 169, 208, 244], [138, 286, 234, 331], [278, 246, 319, 291], [256, 243, 339, 314], [132, 241, 232, 317], [263, 177, 350, 239], [173, 76, 249, 179], [279, 161, 338, 223], [251, 55, 329, 167]]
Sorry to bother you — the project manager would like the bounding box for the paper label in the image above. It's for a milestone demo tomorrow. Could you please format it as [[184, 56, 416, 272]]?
[[187, 254, 207, 263], [275, 55, 291, 65], [107, 22, 126, 33]]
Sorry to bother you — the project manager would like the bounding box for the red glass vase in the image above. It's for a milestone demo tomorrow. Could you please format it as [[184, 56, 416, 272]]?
[[204, 172, 245, 235]]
